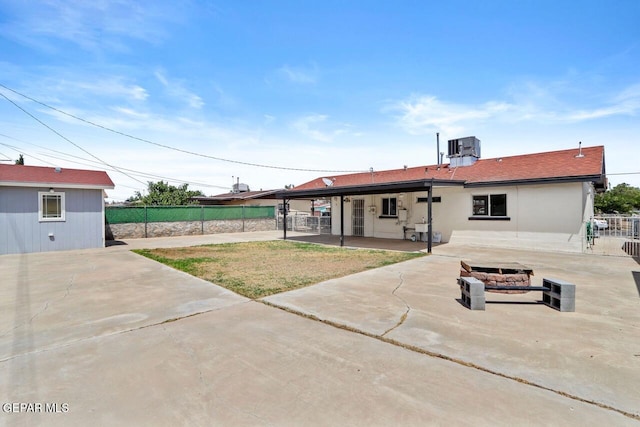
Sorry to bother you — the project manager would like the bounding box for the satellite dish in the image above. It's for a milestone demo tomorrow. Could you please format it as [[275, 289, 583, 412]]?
[[321, 177, 334, 187]]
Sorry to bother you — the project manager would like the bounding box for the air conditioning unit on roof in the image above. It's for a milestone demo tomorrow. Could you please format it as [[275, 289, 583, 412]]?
[[447, 136, 481, 167]]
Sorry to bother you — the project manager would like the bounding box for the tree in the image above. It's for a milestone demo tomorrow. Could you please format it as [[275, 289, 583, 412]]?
[[127, 181, 204, 205], [595, 183, 640, 214], [15, 154, 24, 165]]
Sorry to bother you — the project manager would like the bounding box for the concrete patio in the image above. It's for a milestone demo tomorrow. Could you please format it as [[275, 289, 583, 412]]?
[[1, 231, 639, 425]]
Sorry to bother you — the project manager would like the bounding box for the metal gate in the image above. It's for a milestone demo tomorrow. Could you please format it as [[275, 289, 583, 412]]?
[[352, 199, 365, 237], [589, 215, 640, 257]]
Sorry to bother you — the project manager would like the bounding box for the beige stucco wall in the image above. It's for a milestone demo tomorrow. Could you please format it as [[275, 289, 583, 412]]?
[[330, 181, 595, 253]]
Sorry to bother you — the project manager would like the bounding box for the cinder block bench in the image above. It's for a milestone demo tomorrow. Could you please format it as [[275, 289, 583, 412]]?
[[459, 277, 575, 312]]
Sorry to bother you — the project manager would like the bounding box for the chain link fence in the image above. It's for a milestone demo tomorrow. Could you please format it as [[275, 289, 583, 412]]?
[[105, 205, 276, 239], [277, 213, 332, 234], [106, 205, 274, 224]]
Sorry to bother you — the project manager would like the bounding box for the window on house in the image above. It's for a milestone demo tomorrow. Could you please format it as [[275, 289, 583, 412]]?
[[489, 194, 507, 216], [39, 191, 65, 221], [416, 196, 441, 203], [472, 194, 507, 217], [381, 197, 397, 217]]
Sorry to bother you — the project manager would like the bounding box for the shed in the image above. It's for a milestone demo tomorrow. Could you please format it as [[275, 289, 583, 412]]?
[[0, 164, 115, 254]]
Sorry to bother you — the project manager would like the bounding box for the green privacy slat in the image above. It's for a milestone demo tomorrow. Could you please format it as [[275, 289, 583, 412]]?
[[106, 205, 275, 224]]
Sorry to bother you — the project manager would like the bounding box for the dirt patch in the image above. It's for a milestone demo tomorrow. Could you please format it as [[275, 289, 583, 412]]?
[[134, 240, 425, 298]]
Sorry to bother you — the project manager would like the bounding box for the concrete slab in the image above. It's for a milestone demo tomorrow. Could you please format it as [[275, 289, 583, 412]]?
[[265, 243, 640, 419], [0, 247, 247, 361], [2, 232, 639, 424], [1, 300, 635, 426]]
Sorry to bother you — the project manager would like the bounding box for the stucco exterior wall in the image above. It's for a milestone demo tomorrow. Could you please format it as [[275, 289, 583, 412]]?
[[1, 186, 105, 255], [328, 181, 594, 253], [439, 183, 588, 252]]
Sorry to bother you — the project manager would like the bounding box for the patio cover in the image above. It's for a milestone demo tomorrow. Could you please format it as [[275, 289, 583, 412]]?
[[275, 178, 464, 253]]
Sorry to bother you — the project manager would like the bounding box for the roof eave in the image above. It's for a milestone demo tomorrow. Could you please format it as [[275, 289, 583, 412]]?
[[276, 179, 465, 199], [0, 181, 115, 190], [463, 175, 605, 188]]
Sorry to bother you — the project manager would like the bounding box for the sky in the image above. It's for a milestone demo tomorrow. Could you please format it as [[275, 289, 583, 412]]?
[[0, 0, 639, 202]]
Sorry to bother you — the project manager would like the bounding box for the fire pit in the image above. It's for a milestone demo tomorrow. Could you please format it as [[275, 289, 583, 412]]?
[[460, 261, 534, 294]]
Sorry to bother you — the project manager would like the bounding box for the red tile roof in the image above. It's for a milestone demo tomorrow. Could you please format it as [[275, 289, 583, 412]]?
[[294, 145, 605, 191], [0, 164, 115, 189], [193, 189, 279, 202]]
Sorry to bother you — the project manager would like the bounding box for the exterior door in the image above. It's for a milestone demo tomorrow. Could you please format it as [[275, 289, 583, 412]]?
[[352, 199, 365, 237]]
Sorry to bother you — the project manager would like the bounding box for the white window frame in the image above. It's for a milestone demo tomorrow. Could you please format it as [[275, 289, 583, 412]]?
[[39, 191, 66, 222]]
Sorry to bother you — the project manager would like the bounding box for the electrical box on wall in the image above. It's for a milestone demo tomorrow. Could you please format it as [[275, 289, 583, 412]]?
[[398, 209, 407, 221]]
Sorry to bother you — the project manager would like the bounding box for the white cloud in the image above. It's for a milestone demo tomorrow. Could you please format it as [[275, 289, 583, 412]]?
[[263, 114, 276, 125], [391, 81, 640, 136], [72, 79, 149, 102], [0, 0, 183, 52], [277, 64, 318, 84], [154, 70, 204, 109], [290, 114, 359, 143], [291, 114, 331, 141], [391, 95, 513, 135]]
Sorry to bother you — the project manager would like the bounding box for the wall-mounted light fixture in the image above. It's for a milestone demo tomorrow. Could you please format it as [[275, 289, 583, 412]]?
[[49, 188, 55, 193]]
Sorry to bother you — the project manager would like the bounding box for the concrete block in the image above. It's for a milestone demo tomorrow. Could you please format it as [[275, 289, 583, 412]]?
[[460, 277, 485, 310], [542, 278, 575, 312], [466, 294, 485, 310], [459, 277, 485, 296]]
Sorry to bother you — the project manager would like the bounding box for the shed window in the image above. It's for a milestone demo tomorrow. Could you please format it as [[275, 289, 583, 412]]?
[[381, 197, 397, 217], [39, 191, 65, 222]]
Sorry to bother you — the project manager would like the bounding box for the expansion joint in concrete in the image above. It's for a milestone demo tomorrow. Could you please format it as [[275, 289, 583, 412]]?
[[258, 299, 640, 422]]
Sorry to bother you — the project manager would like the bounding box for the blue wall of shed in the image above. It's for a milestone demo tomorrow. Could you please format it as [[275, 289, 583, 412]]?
[[0, 187, 105, 254]]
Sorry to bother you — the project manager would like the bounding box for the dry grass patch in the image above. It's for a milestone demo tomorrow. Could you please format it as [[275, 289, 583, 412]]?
[[134, 240, 425, 298]]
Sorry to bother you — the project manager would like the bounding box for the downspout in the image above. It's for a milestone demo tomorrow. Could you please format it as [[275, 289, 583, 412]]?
[[340, 195, 345, 247], [282, 198, 288, 240], [427, 180, 433, 254], [101, 192, 106, 247]]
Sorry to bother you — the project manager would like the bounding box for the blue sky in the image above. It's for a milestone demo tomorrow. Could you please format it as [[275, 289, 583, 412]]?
[[1, 0, 638, 201]]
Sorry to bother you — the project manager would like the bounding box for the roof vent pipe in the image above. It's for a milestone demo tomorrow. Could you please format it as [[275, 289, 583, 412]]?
[[575, 141, 584, 158]]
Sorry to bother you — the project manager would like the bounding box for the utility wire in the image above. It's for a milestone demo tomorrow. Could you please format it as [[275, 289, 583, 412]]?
[[0, 83, 366, 173], [0, 139, 229, 190], [0, 90, 147, 186], [606, 172, 640, 176]]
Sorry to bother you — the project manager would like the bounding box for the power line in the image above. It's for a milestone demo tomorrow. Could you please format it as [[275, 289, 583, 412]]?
[[0, 138, 229, 190], [0, 83, 366, 173], [0, 90, 147, 186], [606, 172, 640, 176]]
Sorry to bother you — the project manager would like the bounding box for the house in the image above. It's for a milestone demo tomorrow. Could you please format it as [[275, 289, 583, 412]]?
[[192, 183, 312, 214], [0, 164, 115, 254], [276, 138, 607, 253]]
